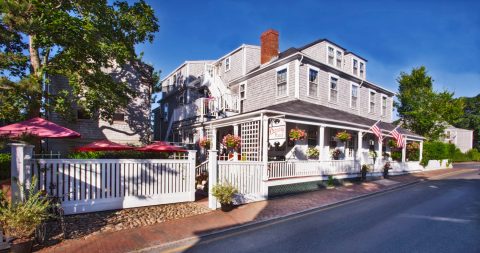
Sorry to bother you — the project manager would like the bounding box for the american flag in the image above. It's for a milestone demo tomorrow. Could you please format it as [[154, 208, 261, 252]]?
[[390, 127, 404, 148], [370, 120, 383, 140]]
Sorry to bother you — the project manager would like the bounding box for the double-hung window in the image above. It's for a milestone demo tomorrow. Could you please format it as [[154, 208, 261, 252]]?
[[276, 68, 287, 97], [351, 84, 358, 109], [173, 74, 177, 85], [328, 47, 335, 65], [353, 59, 358, 75], [382, 96, 387, 116], [329, 76, 338, 102], [308, 68, 319, 97], [360, 62, 365, 78], [239, 83, 246, 112], [369, 91, 376, 113], [336, 50, 342, 68], [225, 57, 231, 72]]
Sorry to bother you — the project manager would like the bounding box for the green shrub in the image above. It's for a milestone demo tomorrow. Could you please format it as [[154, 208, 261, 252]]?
[[68, 150, 169, 159], [0, 154, 11, 181], [211, 183, 238, 204], [391, 151, 402, 162], [327, 175, 335, 187], [421, 142, 479, 166]]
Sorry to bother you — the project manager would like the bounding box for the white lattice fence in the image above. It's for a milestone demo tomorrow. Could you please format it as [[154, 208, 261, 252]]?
[[240, 120, 260, 161]]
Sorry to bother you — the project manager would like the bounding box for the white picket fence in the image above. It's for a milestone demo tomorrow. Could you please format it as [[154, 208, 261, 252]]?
[[217, 161, 264, 203], [267, 160, 360, 180], [30, 156, 196, 215]]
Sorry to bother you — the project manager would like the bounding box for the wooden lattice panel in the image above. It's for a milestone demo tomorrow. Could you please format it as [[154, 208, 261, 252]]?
[[241, 120, 260, 161]]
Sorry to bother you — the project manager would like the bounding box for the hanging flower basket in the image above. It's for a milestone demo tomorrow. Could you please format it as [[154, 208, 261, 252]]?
[[199, 137, 211, 149], [289, 128, 306, 141], [335, 131, 352, 142], [222, 134, 241, 150]]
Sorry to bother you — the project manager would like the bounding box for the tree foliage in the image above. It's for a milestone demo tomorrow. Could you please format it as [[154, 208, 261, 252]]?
[[454, 94, 480, 150], [395, 66, 464, 140], [0, 0, 159, 123]]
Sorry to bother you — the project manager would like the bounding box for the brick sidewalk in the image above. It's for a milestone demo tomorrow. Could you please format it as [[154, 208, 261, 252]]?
[[37, 168, 471, 253]]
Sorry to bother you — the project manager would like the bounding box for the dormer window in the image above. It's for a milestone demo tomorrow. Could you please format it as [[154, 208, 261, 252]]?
[[328, 47, 335, 65], [225, 57, 231, 72], [336, 50, 342, 68], [360, 62, 365, 78], [353, 59, 358, 75]]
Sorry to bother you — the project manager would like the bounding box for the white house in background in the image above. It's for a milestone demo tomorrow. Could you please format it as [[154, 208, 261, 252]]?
[[153, 29, 425, 169], [442, 125, 473, 153]]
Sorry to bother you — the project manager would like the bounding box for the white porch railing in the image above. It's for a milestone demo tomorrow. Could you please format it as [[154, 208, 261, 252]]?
[[267, 160, 360, 180], [195, 160, 209, 176]]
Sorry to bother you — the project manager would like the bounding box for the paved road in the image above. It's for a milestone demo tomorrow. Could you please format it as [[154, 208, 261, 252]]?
[[165, 166, 480, 253]]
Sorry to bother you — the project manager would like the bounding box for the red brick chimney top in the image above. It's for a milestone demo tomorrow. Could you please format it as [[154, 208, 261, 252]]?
[[260, 29, 279, 64]]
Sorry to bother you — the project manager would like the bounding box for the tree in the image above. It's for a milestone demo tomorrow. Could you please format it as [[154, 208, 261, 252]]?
[[0, 0, 159, 123], [454, 94, 480, 150], [395, 66, 464, 140]]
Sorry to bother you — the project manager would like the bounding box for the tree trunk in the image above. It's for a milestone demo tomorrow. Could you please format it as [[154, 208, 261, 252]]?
[[28, 35, 42, 118]]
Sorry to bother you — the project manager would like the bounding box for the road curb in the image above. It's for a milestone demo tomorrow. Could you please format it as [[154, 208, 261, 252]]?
[[134, 168, 472, 253]]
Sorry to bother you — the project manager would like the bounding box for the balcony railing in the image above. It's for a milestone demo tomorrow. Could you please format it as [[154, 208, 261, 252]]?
[[171, 95, 239, 123]]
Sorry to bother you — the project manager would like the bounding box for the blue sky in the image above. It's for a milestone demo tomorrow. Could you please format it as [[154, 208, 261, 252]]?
[[135, 0, 480, 98]]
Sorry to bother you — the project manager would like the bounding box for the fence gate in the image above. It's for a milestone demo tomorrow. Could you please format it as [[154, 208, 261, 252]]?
[[29, 154, 196, 215]]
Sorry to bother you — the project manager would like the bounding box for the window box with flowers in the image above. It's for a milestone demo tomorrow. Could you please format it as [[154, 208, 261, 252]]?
[[335, 131, 352, 142], [222, 134, 241, 152], [199, 137, 211, 150], [289, 128, 306, 141]]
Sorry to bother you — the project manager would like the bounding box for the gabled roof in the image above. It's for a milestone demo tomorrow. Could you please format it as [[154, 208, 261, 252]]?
[[256, 100, 422, 138]]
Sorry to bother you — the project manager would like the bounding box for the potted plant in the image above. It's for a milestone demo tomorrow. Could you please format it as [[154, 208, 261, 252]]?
[[335, 131, 352, 142], [361, 164, 371, 181], [306, 147, 319, 160], [0, 177, 50, 253], [369, 150, 378, 164], [222, 134, 241, 152], [199, 137, 211, 150], [211, 183, 238, 212], [326, 175, 335, 189], [289, 128, 306, 141], [383, 162, 392, 178], [331, 148, 342, 160]]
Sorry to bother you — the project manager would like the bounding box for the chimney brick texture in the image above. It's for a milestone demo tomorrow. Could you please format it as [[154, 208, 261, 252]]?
[[260, 29, 279, 64]]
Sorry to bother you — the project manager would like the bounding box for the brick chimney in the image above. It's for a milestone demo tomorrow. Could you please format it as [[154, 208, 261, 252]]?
[[260, 29, 279, 64]]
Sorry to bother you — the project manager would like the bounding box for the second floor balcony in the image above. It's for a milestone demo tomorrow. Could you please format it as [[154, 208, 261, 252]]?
[[171, 94, 240, 124]]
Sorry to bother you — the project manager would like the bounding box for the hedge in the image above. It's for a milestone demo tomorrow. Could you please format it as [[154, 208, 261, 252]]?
[[67, 150, 170, 159], [420, 141, 480, 166], [0, 153, 11, 180]]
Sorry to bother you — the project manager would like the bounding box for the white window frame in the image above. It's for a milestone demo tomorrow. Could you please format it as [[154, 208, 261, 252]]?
[[239, 82, 247, 100], [336, 50, 343, 68], [350, 82, 359, 109], [225, 57, 231, 72], [352, 59, 358, 76], [327, 46, 335, 65], [368, 89, 376, 113], [359, 61, 365, 78], [276, 64, 289, 98], [328, 73, 339, 103], [307, 65, 320, 97], [381, 95, 388, 116], [326, 44, 343, 69]]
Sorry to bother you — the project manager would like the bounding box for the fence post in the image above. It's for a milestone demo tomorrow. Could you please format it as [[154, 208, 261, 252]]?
[[260, 116, 269, 200], [188, 150, 197, 201], [208, 150, 218, 209], [9, 143, 34, 203]]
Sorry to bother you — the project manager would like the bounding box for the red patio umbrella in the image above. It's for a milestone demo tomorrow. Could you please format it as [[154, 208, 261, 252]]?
[[136, 141, 187, 152], [0, 117, 81, 139], [75, 139, 134, 152]]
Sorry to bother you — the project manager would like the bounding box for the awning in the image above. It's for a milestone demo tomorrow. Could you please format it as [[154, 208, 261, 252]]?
[[0, 117, 81, 139]]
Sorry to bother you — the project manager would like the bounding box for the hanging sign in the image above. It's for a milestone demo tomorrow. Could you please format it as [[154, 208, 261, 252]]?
[[269, 118, 286, 147]]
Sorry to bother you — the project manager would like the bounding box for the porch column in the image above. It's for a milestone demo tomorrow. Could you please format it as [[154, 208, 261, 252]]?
[[233, 124, 239, 161], [261, 115, 269, 199], [377, 138, 383, 167], [318, 125, 325, 161], [419, 140, 423, 161], [402, 139, 407, 163], [357, 131, 363, 164]]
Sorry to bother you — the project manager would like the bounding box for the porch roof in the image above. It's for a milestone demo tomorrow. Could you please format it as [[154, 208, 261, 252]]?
[[257, 100, 424, 139]]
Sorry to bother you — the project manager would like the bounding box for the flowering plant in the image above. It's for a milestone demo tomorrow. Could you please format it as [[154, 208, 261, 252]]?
[[199, 137, 211, 149], [335, 131, 352, 142], [222, 134, 241, 150], [306, 147, 319, 159], [289, 128, 306, 141], [331, 148, 342, 160]]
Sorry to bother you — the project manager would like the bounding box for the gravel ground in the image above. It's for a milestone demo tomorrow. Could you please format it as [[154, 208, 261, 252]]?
[[42, 201, 210, 246]]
